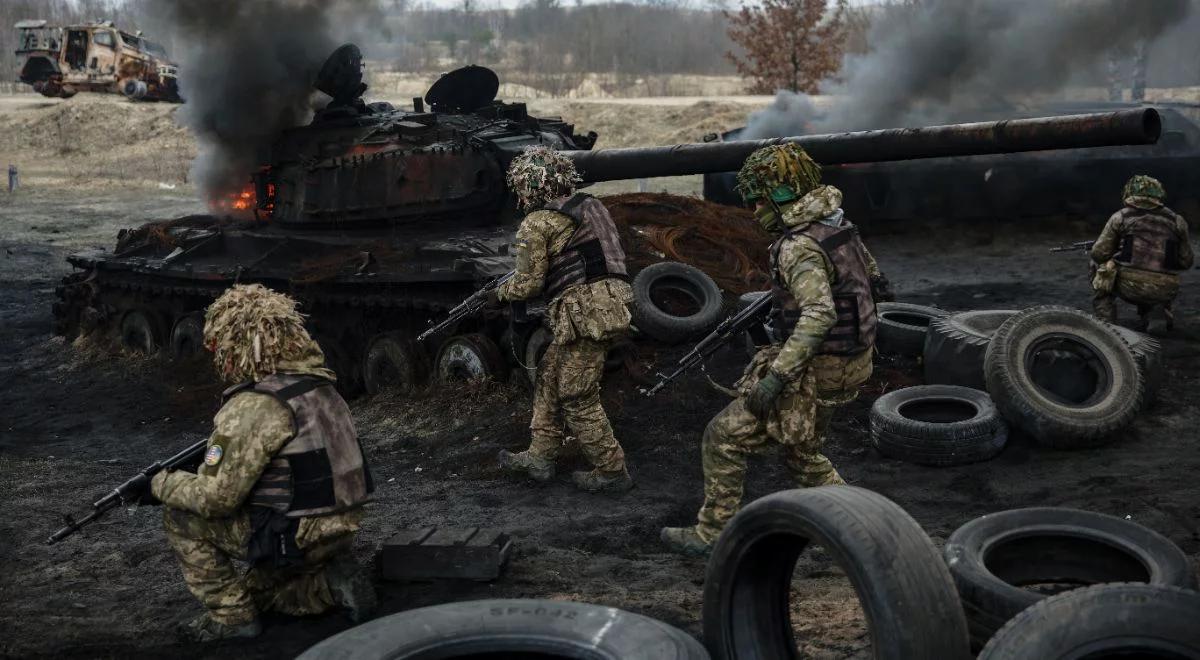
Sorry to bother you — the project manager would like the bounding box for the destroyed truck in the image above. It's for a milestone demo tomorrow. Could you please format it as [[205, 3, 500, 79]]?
[[14, 19, 180, 102], [51, 45, 1164, 398]]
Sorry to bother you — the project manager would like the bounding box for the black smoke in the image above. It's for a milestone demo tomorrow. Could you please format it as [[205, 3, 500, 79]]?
[[162, 0, 380, 203], [743, 0, 1194, 139]]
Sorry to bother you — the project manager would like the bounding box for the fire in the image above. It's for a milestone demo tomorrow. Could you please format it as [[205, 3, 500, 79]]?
[[232, 188, 254, 210], [211, 172, 274, 219]]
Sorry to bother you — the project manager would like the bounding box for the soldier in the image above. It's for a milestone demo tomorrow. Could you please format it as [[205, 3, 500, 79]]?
[[495, 146, 635, 493], [661, 144, 881, 555], [1091, 175, 1193, 331], [149, 284, 375, 641]]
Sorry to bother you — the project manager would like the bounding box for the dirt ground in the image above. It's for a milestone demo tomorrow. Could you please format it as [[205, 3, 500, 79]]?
[[1, 92, 1199, 659]]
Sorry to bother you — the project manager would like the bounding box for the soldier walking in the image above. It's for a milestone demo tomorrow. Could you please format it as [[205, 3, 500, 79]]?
[[496, 146, 635, 493], [662, 144, 882, 555], [1091, 175, 1192, 331], [149, 284, 375, 641]]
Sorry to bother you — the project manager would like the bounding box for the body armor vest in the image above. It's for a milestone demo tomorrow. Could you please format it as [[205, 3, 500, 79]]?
[[768, 221, 878, 356], [224, 373, 373, 518], [541, 193, 628, 302], [1114, 206, 1184, 273]]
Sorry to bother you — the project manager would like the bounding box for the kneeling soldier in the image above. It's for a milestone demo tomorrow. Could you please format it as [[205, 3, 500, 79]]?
[[151, 284, 375, 641]]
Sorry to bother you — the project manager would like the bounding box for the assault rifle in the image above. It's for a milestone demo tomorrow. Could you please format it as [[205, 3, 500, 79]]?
[[417, 270, 516, 343], [46, 438, 207, 545], [644, 291, 774, 397], [1050, 240, 1096, 253]]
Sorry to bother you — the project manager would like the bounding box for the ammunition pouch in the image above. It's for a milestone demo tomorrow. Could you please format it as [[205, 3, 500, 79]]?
[[246, 506, 304, 568]]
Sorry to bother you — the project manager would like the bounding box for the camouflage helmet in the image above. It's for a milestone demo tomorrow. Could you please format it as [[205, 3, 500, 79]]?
[[204, 283, 320, 383], [734, 143, 822, 205], [507, 145, 581, 210], [1122, 174, 1165, 204]]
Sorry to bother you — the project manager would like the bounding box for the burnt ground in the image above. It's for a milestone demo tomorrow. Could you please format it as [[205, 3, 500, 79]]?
[[1, 197, 1199, 659]]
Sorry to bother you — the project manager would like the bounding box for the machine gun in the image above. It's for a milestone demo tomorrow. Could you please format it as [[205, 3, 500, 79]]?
[[1050, 240, 1097, 253], [645, 291, 774, 397], [418, 270, 516, 343], [46, 439, 207, 545]]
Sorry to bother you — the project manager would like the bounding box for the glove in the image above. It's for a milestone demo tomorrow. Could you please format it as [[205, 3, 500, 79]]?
[[745, 371, 785, 420], [870, 274, 896, 303], [122, 473, 161, 507]]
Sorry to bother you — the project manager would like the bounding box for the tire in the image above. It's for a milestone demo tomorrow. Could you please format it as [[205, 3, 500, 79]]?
[[1113, 326, 1164, 406], [120, 309, 165, 354], [436, 333, 508, 383], [362, 332, 424, 395], [297, 598, 709, 660], [520, 326, 552, 386], [169, 312, 205, 360], [923, 310, 1018, 389], [703, 486, 971, 660], [875, 302, 947, 357], [632, 261, 724, 344], [870, 385, 1008, 466], [944, 507, 1197, 649], [984, 306, 1143, 448], [978, 583, 1200, 660]]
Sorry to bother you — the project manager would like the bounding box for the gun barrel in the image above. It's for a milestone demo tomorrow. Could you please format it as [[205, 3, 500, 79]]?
[[564, 109, 1160, 183]]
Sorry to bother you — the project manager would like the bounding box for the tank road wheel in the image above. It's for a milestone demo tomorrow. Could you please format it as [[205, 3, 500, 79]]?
[[120, 309, 166, 355], [315, 332, 364, 398], [362, 332, 426, 396], [436, 334, 508, 383], [170, 312, 207, 361]]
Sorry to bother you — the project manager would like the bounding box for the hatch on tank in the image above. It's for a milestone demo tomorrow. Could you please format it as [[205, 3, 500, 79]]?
[[425, 65, 500, 114]]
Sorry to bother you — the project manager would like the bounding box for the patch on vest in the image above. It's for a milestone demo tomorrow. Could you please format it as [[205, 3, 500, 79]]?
[[204, 445, 224, 467]]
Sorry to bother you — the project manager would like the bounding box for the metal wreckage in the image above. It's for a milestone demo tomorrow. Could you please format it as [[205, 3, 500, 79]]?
[[52, 43, 1164, 398]]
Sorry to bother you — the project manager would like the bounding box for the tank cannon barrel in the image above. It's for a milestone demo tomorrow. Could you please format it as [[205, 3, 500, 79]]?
[[563, 108, 1161, 183]]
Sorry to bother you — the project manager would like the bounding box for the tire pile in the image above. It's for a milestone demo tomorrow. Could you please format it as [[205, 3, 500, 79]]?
[[299, 487, 1200, 659], [871, 303, 1162, 463]]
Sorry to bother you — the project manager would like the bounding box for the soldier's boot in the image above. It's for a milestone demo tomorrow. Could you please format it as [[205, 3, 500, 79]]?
[[660, 526, 712, 557], [179, 613, 262, 642], [497, 449, 555, 482], [325, 555, 377, 624], [571, 467, 634, 493]]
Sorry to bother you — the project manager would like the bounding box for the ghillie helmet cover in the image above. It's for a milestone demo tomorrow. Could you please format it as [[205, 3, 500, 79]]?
[[204, 284, 317, 383], [735, 143, 822, 205], [507, 145, 581, 210], [1123, 174, 1166, 208]]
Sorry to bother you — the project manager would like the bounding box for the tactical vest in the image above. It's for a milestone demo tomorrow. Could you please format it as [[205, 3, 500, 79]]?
[[541, 193, 629, 302], [1114, 206, 1185, 273], [768, 221, 878, 356], [223, 373, 373, 518]]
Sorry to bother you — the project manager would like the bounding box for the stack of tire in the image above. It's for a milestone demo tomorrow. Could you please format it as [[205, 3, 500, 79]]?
[[926, 305, 1157, 449], [870, 304, 1160, 463], [943, 506, 1199, 656]]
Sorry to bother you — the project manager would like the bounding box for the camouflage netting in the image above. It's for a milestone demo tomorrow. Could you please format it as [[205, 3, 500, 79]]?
[[507, 145, 581, 210], [734, 144, 822, 204], [204, 283, 319, 383], [604, 193, 771, 294]]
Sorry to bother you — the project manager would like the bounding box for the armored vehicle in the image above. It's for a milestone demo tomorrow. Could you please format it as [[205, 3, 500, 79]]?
[[14, 19, 180, 101], [52, 45, 1162, 396]]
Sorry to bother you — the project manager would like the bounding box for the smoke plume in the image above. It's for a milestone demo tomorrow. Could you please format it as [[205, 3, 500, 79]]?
[[162, 0, 380, 203], [743, 0, 1193, 139]]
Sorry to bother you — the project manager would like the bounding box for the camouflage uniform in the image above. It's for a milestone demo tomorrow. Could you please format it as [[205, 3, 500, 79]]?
[[1090, 176, 1193, 329], [150, 285, 370, 634], [498, 147, 632, 482], [693, 185, 873, 544], [498, 209, 632, 475]]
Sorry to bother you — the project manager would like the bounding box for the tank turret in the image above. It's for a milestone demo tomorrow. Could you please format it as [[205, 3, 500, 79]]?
[[52, 45, 1162, 397]]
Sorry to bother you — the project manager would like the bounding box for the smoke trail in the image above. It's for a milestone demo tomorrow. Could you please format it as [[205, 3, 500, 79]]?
[[742, 0, 1193, 139], [162, 0, 380, 203]]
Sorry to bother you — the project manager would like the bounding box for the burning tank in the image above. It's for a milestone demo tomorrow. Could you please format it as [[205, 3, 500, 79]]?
[[52, 44, 1163, 396]]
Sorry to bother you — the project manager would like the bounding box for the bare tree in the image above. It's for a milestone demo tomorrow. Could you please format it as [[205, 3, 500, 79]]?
[[724, 0, 848, 93]]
